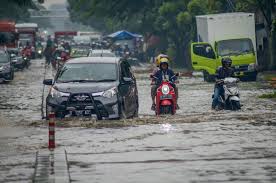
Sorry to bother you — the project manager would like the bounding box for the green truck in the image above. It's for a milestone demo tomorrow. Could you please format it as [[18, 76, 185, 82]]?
[[191, 13, 258, 81]]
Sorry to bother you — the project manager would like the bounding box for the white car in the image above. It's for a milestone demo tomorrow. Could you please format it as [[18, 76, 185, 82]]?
[[88, 49, 116, 57]]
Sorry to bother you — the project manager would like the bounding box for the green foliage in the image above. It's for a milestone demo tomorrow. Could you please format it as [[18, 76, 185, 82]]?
[[67, 0, 274, 68], [0, 0, 33, 21], [259, 92, 276, 99]]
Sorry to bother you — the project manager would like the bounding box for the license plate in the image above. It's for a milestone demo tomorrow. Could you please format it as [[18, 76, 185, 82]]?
[[76, 110, 91, 116], [160, 94, 172, 100]]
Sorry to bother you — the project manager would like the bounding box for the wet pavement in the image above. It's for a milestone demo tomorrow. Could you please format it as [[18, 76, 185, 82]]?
[[0, 59, 276, 182]]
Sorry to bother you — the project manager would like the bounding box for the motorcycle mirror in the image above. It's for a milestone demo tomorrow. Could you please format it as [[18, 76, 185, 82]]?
[[150, 74, 154, 79], [175, 72, 180, 77]]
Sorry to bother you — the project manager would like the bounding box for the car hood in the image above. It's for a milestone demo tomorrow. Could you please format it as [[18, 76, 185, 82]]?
[[54, 81, 118, 94], [0, 63, 9, 67]]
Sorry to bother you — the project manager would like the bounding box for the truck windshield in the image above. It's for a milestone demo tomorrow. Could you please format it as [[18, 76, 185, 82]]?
[[0, 32, 16, 45], [217, 39, 254, 57]]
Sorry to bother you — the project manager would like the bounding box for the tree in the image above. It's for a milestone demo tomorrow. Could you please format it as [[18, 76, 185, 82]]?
[[67, 0, 276, 69], [0, 0, 34, 21]]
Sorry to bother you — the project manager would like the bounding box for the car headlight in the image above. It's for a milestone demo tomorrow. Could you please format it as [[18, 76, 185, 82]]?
[[50, 87, 70, 98], [248, 63, 256, 71], [161, 84, 170, 95], [102, 87, 117, 98], [0, 65, 10, 71]]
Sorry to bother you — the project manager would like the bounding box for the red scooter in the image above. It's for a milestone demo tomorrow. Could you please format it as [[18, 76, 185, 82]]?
[[151, 74, 178, 115]]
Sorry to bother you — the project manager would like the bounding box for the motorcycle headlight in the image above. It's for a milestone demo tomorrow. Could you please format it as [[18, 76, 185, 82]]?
[[0, 66, 3, 71], [102, 87, 117, 98], [248, 63, 256, 71], [38, 50, 42, 54], [161, 84, 170, 95], [50, 87, 70, 98]]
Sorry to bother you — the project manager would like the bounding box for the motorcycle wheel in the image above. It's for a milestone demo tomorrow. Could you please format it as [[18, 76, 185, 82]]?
[[160, 105, 172, 115], [230, 100, 241, 111]]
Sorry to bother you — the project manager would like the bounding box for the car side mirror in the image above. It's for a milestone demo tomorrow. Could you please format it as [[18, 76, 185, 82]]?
[[43, 79, 53, 85], [123, 77, 133, 83]]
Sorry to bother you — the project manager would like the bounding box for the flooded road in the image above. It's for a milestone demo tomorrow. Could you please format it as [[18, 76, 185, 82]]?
[[0, 59, 276, 182]]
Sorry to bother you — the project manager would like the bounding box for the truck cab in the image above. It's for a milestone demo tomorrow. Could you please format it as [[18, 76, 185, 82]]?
[[191, 13, 258, 81]]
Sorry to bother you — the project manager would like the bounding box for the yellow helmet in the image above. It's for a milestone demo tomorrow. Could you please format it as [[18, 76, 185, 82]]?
[[155, 54, 169, 67], [159, 57, 169, 66]]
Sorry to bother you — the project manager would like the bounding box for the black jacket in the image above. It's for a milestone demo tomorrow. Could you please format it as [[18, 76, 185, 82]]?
[[216, 66, 234, 80]]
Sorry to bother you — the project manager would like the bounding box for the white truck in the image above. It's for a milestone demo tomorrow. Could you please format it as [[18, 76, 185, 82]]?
[[191, 13, 257, 81]]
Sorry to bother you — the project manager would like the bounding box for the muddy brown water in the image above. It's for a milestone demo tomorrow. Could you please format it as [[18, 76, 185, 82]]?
[[0, 59, 275, 182]]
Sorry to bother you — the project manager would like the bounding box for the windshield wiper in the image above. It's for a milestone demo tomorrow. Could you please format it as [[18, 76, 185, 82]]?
[[57, 80, 97, 83], [95, 79, 116, 82]]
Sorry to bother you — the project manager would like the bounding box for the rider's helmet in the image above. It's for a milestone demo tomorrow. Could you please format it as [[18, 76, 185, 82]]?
[[159, 57, 169, 68], [155, 54, 169, 67], [221, 57, 232, 67]]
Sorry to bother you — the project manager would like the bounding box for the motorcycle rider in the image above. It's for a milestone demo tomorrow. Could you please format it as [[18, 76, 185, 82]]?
[[151, 54, 169, 110], [44, 35, 54, 65], [151, 57, 179, 110], [212, 57, 235, 110]]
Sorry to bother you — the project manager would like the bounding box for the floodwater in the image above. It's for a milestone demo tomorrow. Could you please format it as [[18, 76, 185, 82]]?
[[0, 59, 276, 182]]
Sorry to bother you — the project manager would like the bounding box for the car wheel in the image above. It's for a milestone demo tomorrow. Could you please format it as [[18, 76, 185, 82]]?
[[45, 104, 52, 120], [133, 106, 139, 118], [119, 102, 127, 119]]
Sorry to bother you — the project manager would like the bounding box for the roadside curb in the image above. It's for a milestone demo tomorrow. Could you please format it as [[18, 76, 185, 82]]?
[[33, 149, 71, 183]]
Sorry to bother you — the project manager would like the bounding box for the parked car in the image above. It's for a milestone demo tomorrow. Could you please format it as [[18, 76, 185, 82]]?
[[70, 48, 90, 58], [7, 48, 26, 70], [88, 49, 116, 57], [0, 49, 14, 82], [43, 57, 139, 119]]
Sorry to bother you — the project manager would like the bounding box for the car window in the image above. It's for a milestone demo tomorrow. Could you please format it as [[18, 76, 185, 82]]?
[[0, 52, 9, 63], [56, 63, 118, 82], [89, 52, 116, 57]]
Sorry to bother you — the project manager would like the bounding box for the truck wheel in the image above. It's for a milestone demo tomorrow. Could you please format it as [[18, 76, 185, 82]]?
[[248, 74, 257, 81]]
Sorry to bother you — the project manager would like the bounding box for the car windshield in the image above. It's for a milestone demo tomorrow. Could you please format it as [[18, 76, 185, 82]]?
[[56, 63, 117, 83], [0, 32, 16, 45], [0, 52, 9, 63], [217, 39, 254, 56], [71, 49, 89, 57], [89, 52, 116, 57], [8, 50, 19, 57]]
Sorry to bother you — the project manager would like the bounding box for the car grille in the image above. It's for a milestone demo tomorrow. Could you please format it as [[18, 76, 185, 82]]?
[[69, 94, 93, 105], [67, 94, 108, 117]]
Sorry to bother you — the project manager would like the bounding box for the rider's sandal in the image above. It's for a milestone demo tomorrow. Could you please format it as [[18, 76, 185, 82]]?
[[151, 104, 156, 111]]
